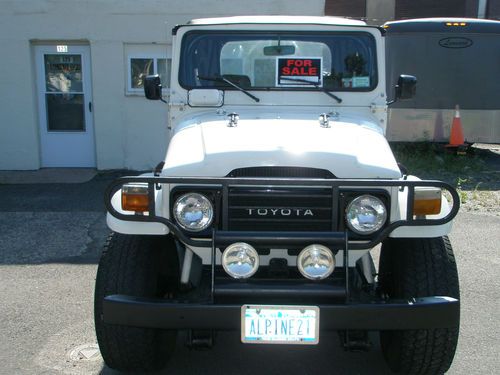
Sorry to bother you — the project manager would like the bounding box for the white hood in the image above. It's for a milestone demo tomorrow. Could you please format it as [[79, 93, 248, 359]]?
[[163, 117, 400, 179]]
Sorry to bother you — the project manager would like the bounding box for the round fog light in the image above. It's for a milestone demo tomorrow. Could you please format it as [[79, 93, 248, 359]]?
[[222, 243, 259, 279], [297, 244, 335, 280]]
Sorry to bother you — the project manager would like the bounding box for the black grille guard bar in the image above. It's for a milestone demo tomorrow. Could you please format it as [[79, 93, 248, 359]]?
[[104, 176, 460, 249]]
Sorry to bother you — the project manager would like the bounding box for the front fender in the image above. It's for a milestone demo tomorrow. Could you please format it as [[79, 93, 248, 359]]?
[[106, 173, 170, 236], [390, 195, 453, 238]]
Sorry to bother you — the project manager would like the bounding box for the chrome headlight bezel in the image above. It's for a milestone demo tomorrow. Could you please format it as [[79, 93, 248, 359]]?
[[345, 194, 388, 235], [173, 192, 214, 232]]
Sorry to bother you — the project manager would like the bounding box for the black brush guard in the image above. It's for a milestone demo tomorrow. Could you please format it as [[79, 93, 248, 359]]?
[[103, 176, 460, 331]]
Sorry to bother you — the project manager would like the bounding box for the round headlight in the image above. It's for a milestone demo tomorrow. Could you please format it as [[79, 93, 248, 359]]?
[[222, 243, 259, 279], [297, 244, 335, 280], [346, 195, 387, 234], [173, 193, 213, 232]]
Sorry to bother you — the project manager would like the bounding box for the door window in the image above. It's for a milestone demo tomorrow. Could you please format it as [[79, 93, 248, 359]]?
[[44, 54, 85, 132]]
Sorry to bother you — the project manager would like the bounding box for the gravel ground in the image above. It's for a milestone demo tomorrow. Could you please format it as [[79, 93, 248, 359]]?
[[453, 144, 499, 215], [392, 143, 500, 215]]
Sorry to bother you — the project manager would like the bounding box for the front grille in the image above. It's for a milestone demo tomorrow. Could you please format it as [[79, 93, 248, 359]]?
[[227, 187, 333, 231]]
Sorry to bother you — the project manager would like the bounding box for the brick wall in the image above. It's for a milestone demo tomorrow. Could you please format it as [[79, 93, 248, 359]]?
[[325, 0, 367, 18], [395, 0, 467, 19], [488, 0, 500, 19]]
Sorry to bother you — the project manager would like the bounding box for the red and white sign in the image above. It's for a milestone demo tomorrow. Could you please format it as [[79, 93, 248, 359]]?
[[276, 57, 322, 87]]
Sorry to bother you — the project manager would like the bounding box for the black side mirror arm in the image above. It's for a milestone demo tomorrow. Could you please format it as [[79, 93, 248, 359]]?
[[386, 96, 397, 106], [387, 83, 402, 105]]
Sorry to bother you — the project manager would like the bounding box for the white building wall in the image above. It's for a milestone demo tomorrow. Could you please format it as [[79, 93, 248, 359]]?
[[0, 0, 325, 170], [0, 38, 40, 169]]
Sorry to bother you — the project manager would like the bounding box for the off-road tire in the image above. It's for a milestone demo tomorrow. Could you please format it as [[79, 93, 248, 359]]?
[[94, 232, 179, 372], [379, 236, 459, 375]]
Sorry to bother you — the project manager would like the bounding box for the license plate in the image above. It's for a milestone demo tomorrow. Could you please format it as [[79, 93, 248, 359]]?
[[241, 305, 319, 345]]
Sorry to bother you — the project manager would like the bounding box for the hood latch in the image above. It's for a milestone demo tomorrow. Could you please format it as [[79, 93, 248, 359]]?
[[319, 113, 330, 128], [228, 112, 239, 127]]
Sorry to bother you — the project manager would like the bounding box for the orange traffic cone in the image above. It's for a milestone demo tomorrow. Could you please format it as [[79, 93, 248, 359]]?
[[446, 105, 466, 149]]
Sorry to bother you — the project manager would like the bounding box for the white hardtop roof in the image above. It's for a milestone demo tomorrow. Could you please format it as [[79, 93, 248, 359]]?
[[187, 15, 366, 27], [385, 17, 500, 25], [384, 17, 500, 33]]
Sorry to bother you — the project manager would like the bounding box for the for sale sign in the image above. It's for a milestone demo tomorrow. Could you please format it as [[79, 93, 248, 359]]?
[[276, 57, 322, 87]]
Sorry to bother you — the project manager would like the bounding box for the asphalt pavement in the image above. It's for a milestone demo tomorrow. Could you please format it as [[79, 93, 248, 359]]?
[[0, 173, 498, 375]]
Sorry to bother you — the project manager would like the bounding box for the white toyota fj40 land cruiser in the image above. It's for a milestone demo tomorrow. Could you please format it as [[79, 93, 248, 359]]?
[[95, 16, 460, 374]]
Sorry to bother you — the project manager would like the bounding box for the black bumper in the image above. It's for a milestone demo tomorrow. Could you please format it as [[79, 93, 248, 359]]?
[[103, 295, 459, 331]]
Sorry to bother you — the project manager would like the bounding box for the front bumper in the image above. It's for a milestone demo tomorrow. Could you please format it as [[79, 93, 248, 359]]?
[[103, 295, 459, 330]]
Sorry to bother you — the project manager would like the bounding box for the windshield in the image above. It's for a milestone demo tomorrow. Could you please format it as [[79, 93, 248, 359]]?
[[179, 31, 378, 91]]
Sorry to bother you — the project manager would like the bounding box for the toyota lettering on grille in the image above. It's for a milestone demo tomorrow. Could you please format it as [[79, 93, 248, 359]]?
[[247, 208, 314, 217]]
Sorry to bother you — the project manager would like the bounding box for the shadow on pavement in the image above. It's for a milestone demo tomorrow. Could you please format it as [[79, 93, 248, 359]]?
[[0, 171, 136, 265], [0, 170, 133, 213], [97, 331, 391, 375]]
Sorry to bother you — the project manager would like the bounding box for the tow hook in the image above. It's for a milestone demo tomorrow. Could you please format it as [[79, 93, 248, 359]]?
[[340, 330, 372, 352], [186, 330, 215, 350]]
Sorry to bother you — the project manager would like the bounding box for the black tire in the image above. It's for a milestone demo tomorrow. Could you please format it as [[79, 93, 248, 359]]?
[[379, 236, 460, 375], [94, 232, 179, 372]]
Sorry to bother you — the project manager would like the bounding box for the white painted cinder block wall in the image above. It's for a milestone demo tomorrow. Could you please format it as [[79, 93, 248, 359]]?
[[0, 0, 325, 170]]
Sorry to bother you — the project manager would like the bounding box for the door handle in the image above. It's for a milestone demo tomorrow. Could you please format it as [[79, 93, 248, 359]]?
[[88, 102, 92, 112]]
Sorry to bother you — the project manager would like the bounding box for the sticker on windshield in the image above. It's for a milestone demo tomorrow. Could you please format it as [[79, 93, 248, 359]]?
[[342, 76, 370, 89], [276, 58, 322, 87], [352, 76, 370, 88]]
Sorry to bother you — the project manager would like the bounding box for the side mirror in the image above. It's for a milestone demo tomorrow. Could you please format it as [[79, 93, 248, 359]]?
[[144, 74, 162, 100], [395, 74, 417, 100]]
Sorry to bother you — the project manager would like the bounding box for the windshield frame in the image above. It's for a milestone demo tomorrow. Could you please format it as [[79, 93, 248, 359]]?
[[178, 30, 379, 93]]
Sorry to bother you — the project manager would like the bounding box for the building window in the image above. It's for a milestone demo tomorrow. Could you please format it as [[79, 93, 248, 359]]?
[[128, 56, 171, 93], [125, 44, 172, 95]]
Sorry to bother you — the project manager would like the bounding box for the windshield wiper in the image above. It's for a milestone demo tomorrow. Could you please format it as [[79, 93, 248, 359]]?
[[279, 77, 342, 103], [197, 75, 260, 102]]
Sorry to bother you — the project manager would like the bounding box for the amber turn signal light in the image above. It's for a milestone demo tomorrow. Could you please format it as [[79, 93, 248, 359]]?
[[413, 188, 442, 216], [122, 184, 149, 212]]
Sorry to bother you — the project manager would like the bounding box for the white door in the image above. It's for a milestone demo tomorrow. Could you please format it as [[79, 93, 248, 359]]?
[[35, 45, 95, 167]]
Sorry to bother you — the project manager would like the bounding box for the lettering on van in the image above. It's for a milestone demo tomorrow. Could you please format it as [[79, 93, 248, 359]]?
[[277, 58, 322, 87], [438, 37, 473, 49]]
